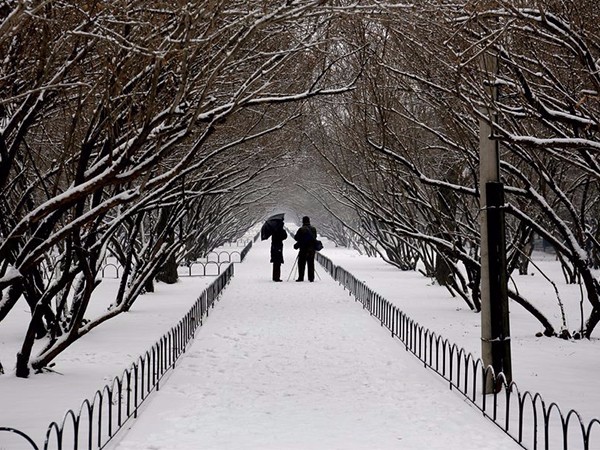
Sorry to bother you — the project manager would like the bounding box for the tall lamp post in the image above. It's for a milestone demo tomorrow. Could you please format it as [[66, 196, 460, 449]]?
[[479, 51, 512, 393]]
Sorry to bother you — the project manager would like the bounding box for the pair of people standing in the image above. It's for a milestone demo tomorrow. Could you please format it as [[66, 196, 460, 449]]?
[[269, 216, 317, 282]]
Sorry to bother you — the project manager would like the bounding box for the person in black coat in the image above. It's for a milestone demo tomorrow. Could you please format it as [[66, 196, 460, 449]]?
[[293, 216, 317, 282], [270, 219, 287, 282]]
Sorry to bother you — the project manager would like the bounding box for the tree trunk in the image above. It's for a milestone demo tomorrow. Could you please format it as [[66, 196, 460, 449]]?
[[15, 305, 46, 377], [585, 307, 600, 339], [434, 257, 452, 286], [155, 207, 178, 284], [508, 289, 555, 336], [143, 277, 155, 293], [156, 239, 178, 284], [518, 239, 534, 275]]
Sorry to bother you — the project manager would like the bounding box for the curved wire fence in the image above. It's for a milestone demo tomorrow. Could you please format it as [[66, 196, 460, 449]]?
[[100, 242, 253, 279], [1, 260, 239, 450], [316, 252, 600, 450], [222, 239, 253, 247]]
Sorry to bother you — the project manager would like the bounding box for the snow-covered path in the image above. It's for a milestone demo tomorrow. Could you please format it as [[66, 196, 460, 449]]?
[[111, 239, 520, 450]]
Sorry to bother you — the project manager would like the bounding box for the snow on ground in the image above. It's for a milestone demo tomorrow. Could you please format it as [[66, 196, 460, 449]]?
[[109, 238, 519, 450], [2, 232, 598, 449], [319, 241, 600, 424], [0, 274, 212, 446]]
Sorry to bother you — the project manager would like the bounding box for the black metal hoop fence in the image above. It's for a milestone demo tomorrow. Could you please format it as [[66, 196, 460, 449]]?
[[100, 241, 253, 279], [223, 239, 253, 247], [0, 263, 235, 450], [176, 248, 248, 277], [316, 252, 600, 450]]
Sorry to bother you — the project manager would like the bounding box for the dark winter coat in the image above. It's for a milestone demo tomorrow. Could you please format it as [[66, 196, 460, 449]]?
[[270, 228, 287, 264], [294, 225, 317, 252]]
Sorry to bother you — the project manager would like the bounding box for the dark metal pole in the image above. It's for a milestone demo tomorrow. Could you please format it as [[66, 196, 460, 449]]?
[[485, 181, 512, 390]]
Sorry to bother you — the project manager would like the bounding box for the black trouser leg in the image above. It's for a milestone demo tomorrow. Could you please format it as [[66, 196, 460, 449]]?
[[307, 254, 315, 281], [297, 251, 307, 280], [272, 263, 281, 281]]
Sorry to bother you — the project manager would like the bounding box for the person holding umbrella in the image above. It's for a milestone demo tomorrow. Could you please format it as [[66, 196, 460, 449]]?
[[261, 213, 287, 282]]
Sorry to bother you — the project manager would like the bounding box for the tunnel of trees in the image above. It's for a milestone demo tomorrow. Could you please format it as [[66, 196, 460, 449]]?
[[1, 0, 599, 377]]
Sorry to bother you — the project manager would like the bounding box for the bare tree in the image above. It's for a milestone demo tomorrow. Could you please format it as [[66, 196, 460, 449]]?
[[0, 0, 362, 376]]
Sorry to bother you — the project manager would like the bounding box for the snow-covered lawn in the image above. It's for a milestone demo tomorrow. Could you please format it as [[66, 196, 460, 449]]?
[[319, 242, 600, 424], [0, 274, 212, 448], [1, 235, 598, 449]]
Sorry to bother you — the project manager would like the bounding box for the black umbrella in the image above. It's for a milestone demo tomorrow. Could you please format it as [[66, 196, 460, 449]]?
[[261, 213, 285, 240]]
